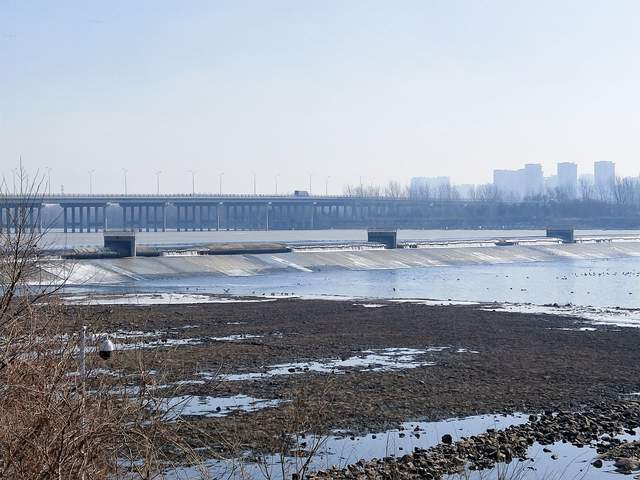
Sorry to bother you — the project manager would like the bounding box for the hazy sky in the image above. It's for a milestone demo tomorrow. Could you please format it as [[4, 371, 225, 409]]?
[[2, 1, 640, 194]]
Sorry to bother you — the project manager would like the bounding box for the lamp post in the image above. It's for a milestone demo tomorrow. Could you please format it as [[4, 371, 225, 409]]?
[[275, 174, 279, 195], [188, 170, 196, 195], [46, 167, 52, 195], [325, 176, 330, 196], [219, 173, 224, 195], [155, 170, 162, 194], [122, 169, 128, 195], [253, 172, 257, 195], [88, 170, 95, 194]]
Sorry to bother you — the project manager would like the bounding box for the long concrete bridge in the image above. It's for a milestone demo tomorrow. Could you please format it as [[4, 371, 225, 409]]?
[[1, 193, 637, 233], [0, 193, 438, 233]]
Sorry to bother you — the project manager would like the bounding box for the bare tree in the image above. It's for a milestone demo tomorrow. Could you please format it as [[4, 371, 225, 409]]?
[[579, 177, 594, 202], [384, 180, 407, 199], [613, 176, 638, 206], [476, 184, 502, 202], [0, 168, 202, 479], [343, 183, 381, 197]]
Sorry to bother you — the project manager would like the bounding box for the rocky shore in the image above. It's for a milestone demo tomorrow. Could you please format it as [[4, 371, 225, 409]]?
[[311, 401, 640, 478]]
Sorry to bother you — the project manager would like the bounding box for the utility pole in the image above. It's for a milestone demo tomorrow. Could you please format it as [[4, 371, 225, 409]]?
[[155, 170, 162, 194], [88, 169, 95, 194], [122, 168, 128, 195], [188, 170, 196, 195], [46, 167, 52, 195]]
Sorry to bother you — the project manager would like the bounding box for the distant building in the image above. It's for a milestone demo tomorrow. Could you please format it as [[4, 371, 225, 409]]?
[[523, 164, 544, 197], [493, 169, 523, 199], [594, 161, 615, 200], [557, 162, 578, 197], [409, 177, 450, 199], [493, 163, 544, 199]]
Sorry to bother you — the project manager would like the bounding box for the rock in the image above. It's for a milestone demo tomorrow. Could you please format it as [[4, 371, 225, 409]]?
[[614, 457, 640, 472], [592, 459, 603, 468], [442, 434, 453, 445]]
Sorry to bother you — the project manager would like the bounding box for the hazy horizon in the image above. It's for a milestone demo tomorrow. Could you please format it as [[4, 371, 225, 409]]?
[[2, 1, 640, 194]]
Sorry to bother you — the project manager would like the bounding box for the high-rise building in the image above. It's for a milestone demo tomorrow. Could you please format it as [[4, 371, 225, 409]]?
[[557, 162, 578, 197], [594, 161, 615, 187], [594, 161, 615, 199], [523, 164, 544, 197], [493, 163, 544, 199], [493, 169, 523, 199]]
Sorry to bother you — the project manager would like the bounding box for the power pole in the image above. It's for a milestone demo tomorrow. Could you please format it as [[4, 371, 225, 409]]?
[[122, 169, 128, 195]]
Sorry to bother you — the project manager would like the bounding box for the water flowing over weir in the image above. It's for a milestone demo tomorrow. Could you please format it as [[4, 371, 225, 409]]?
[[57, 241, 640, 284]]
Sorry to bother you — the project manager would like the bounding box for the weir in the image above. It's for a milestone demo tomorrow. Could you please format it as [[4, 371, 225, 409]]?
[[62, 240, 640, 284]]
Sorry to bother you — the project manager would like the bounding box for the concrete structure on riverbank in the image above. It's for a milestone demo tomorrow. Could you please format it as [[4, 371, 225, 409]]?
[[54, 240, 640, 284]]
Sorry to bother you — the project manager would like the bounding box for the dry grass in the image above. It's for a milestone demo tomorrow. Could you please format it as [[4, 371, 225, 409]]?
[[0, 170, 209, 479]]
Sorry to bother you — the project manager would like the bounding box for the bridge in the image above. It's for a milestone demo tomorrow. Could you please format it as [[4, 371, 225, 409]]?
[[1, 193, 637, 233], [0, 193, 434, 233]]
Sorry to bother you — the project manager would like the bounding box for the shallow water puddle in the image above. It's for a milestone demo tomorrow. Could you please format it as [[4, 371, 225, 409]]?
[[216, 347, 453, 381], [115, 337, 204, 351], [211, 334, 263, 341], [160, 394, 284, 419], [165, 413, 529, 479], [486, 303, 640, 328], [444, 441, 622, 480], [63, 292, 277, 305]]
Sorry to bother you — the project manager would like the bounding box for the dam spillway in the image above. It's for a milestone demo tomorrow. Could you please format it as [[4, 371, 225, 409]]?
[[60, 241, 640, 285]]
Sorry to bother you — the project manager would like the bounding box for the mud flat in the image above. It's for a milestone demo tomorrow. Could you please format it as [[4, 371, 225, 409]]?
[[66, 298, 640, 477]]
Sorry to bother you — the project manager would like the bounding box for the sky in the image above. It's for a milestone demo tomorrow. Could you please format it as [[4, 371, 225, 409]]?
[[2, 0, 640, 195]]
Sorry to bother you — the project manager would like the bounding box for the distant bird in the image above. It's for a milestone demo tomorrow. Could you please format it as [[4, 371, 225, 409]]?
[[223, 288, 230, 294]]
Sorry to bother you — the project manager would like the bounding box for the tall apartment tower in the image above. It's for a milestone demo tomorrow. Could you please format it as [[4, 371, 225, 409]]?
[[594, 161, 616, 200], [523, 164, 544, 197], [557, 162, 578, 197]]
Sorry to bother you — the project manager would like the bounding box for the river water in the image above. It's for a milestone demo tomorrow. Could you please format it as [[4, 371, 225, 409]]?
[[54, 229, 640, 309]]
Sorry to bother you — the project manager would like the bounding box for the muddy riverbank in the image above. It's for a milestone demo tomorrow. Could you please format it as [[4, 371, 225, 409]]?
[[64, 297, 640, 475]]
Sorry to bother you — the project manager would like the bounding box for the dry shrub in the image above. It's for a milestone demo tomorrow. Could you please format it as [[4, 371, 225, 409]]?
[[0, 171, 204, 479]]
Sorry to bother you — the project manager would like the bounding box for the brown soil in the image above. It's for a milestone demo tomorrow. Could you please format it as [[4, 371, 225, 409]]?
[[63, 298, 640, 454]]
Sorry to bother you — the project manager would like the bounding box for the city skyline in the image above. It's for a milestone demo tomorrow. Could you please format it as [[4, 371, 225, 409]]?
[[1, 158, 636, 197]]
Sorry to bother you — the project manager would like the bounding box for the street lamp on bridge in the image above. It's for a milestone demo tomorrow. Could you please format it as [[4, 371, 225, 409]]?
[[188, 170, 197, 195], [122, 168, 128, 195], [155, 170, 162, 194]]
